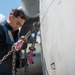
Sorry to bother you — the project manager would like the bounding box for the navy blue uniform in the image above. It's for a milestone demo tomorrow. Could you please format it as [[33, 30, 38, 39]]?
[[0, 21, 18, 75]]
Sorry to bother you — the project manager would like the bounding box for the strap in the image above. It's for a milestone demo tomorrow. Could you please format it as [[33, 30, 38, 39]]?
[[8, 30, 14, 42]]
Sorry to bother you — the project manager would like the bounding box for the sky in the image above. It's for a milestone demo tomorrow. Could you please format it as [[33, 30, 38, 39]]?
[[0, 0, 21, 22]]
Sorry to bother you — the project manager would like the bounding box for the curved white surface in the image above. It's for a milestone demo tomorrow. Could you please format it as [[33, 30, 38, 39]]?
[[19, 0, 39, 18]]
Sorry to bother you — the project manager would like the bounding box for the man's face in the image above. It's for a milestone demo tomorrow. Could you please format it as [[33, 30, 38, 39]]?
[[10, 16, 25, 31]]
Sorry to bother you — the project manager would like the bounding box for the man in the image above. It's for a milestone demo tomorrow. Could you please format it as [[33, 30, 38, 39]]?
[[0, 9, 26, 75]]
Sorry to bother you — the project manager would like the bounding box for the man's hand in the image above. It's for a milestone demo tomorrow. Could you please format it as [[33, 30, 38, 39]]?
[[15, 39, 24, 51]]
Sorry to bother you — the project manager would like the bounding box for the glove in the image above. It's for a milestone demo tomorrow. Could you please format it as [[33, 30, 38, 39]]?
[[15, 39, 24, 51]]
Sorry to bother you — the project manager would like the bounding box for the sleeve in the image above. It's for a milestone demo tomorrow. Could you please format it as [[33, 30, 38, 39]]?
[[12, 30, 19, 42]]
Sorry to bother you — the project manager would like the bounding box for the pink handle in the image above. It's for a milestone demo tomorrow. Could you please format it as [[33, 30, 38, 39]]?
[[27, 50, 33, 64], [15, 39, 24, 51]]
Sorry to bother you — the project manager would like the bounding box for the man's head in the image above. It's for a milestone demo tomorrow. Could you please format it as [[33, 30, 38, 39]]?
[[7, 9, 26, 31]]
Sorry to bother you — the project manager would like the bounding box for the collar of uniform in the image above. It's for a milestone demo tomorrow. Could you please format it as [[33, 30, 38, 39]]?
[[4, 20, 13, 31]]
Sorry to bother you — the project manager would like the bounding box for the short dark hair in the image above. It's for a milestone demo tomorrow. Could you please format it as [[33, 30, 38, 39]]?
[[10, 9, 26, 20]]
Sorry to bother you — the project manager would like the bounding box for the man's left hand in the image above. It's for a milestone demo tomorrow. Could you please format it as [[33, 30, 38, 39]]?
[[15, 39, 24, 51]]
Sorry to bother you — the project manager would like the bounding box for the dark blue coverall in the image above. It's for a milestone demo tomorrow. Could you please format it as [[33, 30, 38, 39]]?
[[0, 20, 18, 75]]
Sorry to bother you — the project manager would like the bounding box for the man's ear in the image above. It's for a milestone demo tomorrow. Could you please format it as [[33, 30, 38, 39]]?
[[9, 15, 13, 21]]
